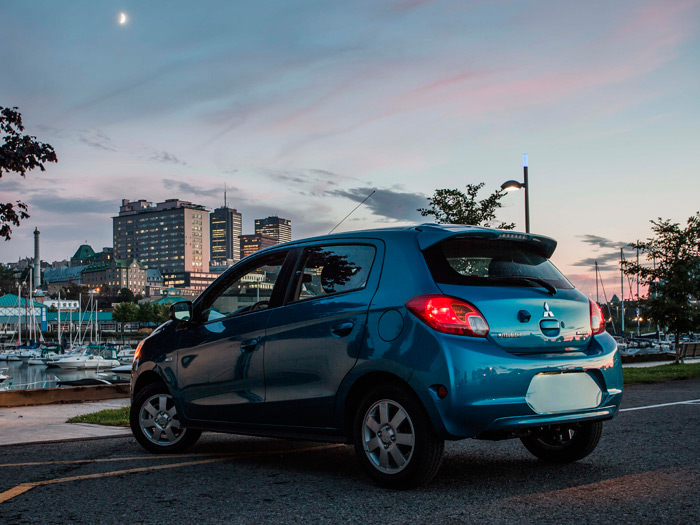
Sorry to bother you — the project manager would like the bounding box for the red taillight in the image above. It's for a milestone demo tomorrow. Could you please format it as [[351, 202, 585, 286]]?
[[405, 295, 489, 337], [590, 299, 605, 335]]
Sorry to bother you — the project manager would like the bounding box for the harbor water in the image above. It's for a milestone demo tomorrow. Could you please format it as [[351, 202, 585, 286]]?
[[0, 360, 127, 391]]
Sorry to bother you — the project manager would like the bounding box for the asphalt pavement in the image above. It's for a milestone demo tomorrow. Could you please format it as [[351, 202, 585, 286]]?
[[0, 379, 698, 523]]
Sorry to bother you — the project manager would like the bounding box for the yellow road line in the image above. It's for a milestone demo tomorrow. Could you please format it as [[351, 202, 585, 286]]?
[[0, 444, 344, 504], [0, 484, 35, 502]]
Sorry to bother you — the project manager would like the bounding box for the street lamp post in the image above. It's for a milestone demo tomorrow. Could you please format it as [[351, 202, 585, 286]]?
[[500, 154, 530, 233]]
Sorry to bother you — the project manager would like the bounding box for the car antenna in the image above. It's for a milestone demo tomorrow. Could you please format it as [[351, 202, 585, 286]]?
[[328, 190, 375, 234]]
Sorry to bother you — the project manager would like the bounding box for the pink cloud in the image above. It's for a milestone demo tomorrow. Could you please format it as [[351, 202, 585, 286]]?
[[275, 0, 697, 148]]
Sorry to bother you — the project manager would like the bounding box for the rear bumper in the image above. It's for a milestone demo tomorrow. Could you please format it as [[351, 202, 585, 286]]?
[[409, 330, 623, 439]]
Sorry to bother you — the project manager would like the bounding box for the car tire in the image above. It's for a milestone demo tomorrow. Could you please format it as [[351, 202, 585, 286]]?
[[130, 382, 201, 453], [353, 385, 443, 489], [520, 421, 603, 463]]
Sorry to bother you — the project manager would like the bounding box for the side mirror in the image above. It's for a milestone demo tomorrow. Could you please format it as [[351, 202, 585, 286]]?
[[169, 300, 193, 322]]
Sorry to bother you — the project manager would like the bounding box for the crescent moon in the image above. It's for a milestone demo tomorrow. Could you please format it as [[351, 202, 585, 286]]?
[[119, 13, 127, 24]]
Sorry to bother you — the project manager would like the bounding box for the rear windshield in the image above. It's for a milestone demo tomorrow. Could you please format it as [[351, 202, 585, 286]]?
[[423, 238, 573, 290]]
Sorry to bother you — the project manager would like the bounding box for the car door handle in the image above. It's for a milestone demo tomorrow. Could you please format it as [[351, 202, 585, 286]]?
[[331, 322, 354, 337], [241, 338, 260, 352]]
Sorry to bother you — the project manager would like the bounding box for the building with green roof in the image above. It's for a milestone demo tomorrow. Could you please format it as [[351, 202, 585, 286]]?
[[81, 259, 149, 294], [0, 294, 47, 331]]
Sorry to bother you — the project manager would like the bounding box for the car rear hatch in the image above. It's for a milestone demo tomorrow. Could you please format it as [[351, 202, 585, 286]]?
[[420, 228, 592, 353]]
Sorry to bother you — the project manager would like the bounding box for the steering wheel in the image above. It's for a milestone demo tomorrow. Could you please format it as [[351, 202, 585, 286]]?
[[249, 300, 269, 312]]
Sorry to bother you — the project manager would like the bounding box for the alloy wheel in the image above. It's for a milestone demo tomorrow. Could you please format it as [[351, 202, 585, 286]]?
[[362, 399, 415, 474], [139, 393, 186, 446]]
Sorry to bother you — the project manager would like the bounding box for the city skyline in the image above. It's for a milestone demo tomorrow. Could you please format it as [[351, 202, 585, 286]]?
[[2, 1, 699, 300]]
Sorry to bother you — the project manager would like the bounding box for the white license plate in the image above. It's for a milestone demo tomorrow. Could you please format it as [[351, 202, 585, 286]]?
[[526, 372, 602, 414]]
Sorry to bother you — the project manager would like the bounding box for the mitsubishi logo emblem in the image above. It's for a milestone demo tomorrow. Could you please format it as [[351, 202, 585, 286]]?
[[543, 302, 555, 318]]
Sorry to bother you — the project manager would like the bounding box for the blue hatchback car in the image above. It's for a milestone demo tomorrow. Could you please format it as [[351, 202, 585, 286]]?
[[130, 224, 622, 488]]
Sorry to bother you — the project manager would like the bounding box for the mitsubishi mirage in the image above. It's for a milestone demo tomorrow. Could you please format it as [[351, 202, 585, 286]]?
[[130, 224, 623, 488]]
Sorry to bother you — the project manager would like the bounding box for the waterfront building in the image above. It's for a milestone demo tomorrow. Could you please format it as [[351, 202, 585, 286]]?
[[144, 286, 200, 301], [210, 206, 242, 264], [113, 199, 210, 275], [161, 270, 218, 292], [0, 294, 48, 333], [255, 216, 291, 244], [240, 234, 277, 259], [81, 259, 149, 295], [209, 261, 233, 274], [70, 245, 114, 267], [70, 244, 95, 267], [146, 268, 163, 288], [44, 265, 86, 292], [42, 299, 79, 310]]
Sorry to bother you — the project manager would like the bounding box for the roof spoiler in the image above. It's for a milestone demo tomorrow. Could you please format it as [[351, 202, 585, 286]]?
[[415, 224, 557, 258]]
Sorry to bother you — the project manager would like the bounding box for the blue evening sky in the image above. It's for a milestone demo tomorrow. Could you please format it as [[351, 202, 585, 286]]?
[[1, 0, 699, 297]]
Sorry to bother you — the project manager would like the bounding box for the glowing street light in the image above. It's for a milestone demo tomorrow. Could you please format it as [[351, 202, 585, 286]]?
[[501, 154, 530, 233]]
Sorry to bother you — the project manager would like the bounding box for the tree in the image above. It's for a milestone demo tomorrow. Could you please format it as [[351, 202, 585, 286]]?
[[138, 302, 155, 324], [418, 183, 515, 229], [1, 106, 58, 240], [623, 213, 700, 362], [0, 265, 16, 294], [152, 303, 169, 324], [117, 288, 135, 303], [61, 283, 89, 300], [113, 302, 139, 340]]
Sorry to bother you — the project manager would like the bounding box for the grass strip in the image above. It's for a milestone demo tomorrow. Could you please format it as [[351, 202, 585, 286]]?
[[67, 406, 130, 427], [623, 362, 700, 384]]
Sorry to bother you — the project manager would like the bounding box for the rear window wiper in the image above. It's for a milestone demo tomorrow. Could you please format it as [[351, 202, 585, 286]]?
[[486, 276, 557, 295]]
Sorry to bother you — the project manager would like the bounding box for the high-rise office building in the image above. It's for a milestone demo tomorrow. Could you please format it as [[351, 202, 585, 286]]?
[[113, 199, 210, 274], [255, 216, 291, 244], [210, 206, 242, 264], [240, 234, 278, 260]]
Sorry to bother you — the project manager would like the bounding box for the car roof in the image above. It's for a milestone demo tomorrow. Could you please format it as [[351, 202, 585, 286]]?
[[245, 223, 558, 260]]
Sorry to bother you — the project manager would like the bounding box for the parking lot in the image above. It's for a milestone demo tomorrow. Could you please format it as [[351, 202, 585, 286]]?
[[1, 379, 699, 524]]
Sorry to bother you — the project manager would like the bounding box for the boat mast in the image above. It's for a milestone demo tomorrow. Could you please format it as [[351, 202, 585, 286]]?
[[620, 248, 625, 337], [28, 267, 33, 344], [595, 262, 599, 303], [58, 291, 62, 348], [94, 294, 98, 344], [636, 241, 640, 337], [69, 297, 73, 349], [597, 261, 617, 334], [17, 284, 22, 346], [77, 293, 82, 345]]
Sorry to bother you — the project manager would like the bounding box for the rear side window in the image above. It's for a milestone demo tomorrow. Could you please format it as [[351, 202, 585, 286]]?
[[424, 238, 573, 289], [293, 245, 376, 302]]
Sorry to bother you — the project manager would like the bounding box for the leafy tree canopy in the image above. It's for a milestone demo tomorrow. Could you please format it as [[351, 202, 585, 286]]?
[[137, 302, 154, 323], [118, 288, 136, 303], [60, 283, 89, 300], [113, 302, 139, 323], [624, 212, 700, 361], [1, 106, 58, 240], [418, 183, 515, 230], [152, 303, 169, 324], [0, 265, 16, 294]]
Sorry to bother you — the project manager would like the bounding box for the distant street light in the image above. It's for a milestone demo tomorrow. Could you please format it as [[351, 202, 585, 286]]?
[[501, 154, 530, 233]]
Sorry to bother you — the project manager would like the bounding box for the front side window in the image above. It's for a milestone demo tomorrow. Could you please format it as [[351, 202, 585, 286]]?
[[201, 252, 287, 321], [293, 245, 376, 302]]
